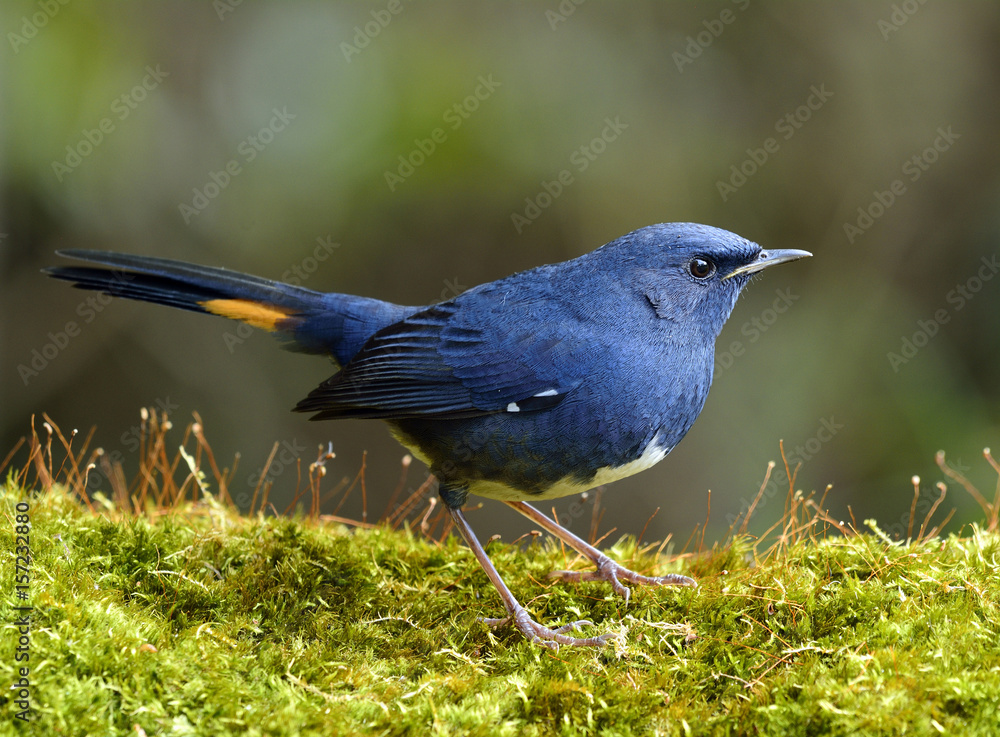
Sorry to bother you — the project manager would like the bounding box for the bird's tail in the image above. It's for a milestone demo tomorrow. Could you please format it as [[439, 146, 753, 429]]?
[[45, 250, 411, 363]]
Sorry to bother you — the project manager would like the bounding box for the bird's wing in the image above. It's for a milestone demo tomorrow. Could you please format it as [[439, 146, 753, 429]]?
[[293, 296, 584, 420]]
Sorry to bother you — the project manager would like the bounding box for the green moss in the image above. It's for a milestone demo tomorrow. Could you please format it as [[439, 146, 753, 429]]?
[[2, 481, 999, 736]]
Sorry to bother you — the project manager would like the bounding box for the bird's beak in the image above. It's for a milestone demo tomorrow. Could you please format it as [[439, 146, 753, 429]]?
[[722, 248, 812, 281]]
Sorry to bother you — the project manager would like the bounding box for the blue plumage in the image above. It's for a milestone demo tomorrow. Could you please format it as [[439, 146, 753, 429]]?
[[47, 221, 810, 648], [294, 223, 769, 501]]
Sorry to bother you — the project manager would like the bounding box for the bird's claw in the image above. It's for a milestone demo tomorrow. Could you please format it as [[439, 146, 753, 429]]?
[[480, 609, 613, 650], [548, 554, 696, 605]]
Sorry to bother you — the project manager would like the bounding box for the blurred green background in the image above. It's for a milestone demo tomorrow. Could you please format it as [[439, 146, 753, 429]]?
[[3, 1, 999, 543]]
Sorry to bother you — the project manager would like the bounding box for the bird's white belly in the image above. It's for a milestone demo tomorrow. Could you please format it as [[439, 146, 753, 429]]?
[[467, 432, 673, 501]]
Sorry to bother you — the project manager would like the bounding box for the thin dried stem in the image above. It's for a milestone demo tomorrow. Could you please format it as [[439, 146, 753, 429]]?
[[917, 483, 948, 542], [907, 476, 920, 542]]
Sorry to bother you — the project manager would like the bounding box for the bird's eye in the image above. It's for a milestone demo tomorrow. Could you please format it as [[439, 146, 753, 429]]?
[[688, 257, 716, 280]]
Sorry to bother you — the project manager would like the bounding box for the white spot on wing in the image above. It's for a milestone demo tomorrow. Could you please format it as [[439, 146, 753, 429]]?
[[533, 388, 559, 397], [506, 402, 520, 412]]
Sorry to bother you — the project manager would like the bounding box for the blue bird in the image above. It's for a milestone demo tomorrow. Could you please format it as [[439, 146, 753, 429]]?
[[46, 223, 810, 648]]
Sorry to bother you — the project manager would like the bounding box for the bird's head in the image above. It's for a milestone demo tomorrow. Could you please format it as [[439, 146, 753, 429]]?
[[597, 222, 811, 340]]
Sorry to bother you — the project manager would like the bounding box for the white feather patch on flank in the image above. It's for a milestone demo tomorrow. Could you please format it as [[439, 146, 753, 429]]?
[[533, 388, 559, 397], [588, 432, 673, 487], [468, 433, 674, 502], [506, 402, 520, 412]]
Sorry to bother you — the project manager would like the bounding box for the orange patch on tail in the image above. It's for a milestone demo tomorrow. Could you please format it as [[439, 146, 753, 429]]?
[[200, 299, 296, 331]]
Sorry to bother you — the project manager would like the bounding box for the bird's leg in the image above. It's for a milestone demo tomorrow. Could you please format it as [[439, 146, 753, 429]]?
[[505, 501, 697, 606], [442, 492, 613, 649]]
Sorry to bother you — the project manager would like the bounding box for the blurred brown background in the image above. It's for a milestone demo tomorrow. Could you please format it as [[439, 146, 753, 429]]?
[[2, 1, 999, 543]]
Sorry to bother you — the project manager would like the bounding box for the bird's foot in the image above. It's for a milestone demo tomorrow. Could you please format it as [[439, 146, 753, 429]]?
[[548, 554, 697, 606], [480, 607, 615, 650]]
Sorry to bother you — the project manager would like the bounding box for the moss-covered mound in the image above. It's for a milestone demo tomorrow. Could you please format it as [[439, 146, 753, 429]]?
[[2, 478, 999, 736]]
